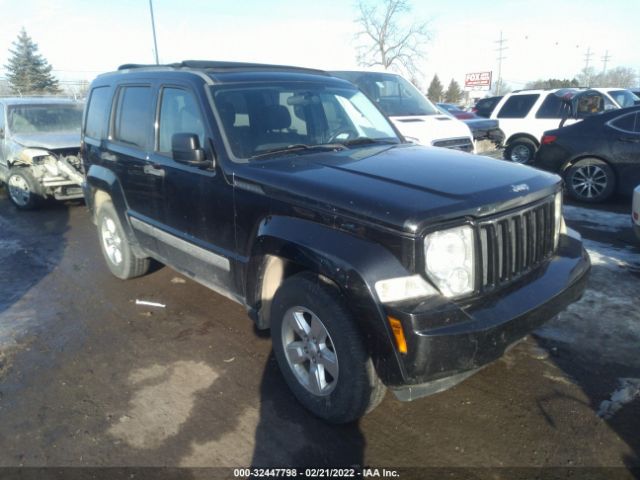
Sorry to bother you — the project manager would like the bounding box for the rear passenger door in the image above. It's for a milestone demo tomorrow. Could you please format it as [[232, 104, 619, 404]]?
[[109, 84, 163, 226], [149, 84, 237, 296]]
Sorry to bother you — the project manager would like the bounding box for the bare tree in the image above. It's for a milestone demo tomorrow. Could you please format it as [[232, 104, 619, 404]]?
[[355, 0, 430, 77]]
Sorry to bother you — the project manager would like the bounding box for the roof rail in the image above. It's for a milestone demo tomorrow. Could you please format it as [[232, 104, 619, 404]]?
[[117, 60, 329, 76]]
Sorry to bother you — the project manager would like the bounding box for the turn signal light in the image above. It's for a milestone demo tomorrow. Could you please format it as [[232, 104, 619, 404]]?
[[541, 135, 557, 145], [387, 316, 408, 354]]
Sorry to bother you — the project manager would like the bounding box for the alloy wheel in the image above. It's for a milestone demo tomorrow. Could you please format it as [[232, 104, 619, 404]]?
[[571, 165, 608, 200], [100, 216, 123, 266], [8, 174, 31, 207], [281, 306, 339, 396]]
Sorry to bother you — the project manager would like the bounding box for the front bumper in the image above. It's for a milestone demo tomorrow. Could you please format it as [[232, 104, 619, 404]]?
[[384, 229, 590, 399]]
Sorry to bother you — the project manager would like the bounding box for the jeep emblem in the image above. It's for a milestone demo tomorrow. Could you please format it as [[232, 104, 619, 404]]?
[[511, 183, 530, 193]]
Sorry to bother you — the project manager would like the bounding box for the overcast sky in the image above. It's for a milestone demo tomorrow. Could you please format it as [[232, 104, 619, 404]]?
[[0, 0, 637, 93]]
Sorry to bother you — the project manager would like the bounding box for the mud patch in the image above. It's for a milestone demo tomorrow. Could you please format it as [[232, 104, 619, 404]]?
[[108, 361, 219, 449]]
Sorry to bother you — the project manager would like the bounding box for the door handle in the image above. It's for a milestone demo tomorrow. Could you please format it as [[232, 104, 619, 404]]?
[[618, 136, 640, 143], [100, 152, 117, 162], [143, 164, 165, 177]]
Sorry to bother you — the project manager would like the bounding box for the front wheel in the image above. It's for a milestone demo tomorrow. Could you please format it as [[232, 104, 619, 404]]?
[[565, 158, 615, 203], [7, 168, 42, 210], [96, 201, 150, 279], [271, 272, 385, 423]]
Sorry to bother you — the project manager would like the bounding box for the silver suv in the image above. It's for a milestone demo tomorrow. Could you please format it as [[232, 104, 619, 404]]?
[[0, 97, 85, 209]]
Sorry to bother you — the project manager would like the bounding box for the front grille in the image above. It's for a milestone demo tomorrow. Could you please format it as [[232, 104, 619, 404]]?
[[432, 137, 474, 152], [478, 197, 556, 291]]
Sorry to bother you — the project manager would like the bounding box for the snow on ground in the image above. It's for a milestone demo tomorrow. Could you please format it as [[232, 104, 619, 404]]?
[[597, 378, 640, 419], [563, 205, 632, 233], [536, 205, 640, 368]]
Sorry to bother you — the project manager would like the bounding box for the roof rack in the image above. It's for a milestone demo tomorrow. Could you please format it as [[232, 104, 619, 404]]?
[[117, 60, 329, 76]]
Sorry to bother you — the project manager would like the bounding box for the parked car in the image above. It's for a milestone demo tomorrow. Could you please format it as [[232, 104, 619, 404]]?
[[82, 61, 589, 423], [436, 103, 476, 119], [0, 97, 85, 209], [491, 88, 621, 164], [472, 96, 503, 118], [534, 106, 640, 203], [603, 88, 640, 108], [633, 185, 640, 241], [436, 104, 505, 145], [331, 71, 475, 152]]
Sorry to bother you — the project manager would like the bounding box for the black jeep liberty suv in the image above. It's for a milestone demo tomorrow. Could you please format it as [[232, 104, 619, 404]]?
[[81, 61, 590, 423]]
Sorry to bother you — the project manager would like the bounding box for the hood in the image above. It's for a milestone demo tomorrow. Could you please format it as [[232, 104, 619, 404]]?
[[11, 132, 81, 151], [240, 144, 560, 234], [389, 115, 473, 145]]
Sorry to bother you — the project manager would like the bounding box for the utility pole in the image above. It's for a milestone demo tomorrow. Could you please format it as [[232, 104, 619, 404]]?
[[494, 31, 508, 95], [583, 46, 593, 70], [582, 46, 594, 87], [149, 0, 160, 65], [601, 50, 611, 74]]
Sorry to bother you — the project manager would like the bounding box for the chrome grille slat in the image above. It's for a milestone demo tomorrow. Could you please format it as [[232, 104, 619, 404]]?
[[478, 197, 556, 291]]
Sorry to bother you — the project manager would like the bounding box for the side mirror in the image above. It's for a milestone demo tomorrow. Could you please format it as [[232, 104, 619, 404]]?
[[171, 133, 209, 167]]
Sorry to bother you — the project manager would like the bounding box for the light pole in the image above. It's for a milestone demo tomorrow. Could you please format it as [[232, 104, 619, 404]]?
[[149, 0, 160, 65]]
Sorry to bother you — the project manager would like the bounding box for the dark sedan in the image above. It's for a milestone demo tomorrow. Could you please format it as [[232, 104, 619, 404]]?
[[534, 106, 640, 203]]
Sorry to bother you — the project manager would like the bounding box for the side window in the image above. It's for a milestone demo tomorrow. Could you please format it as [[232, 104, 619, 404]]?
[[535, 94, 563, 119], [84, 87, 111, 139], [610, 113, 637, 133], [113, 86, 152, 149], [158, 88, 206, 153], [497, 94, 539, 119]]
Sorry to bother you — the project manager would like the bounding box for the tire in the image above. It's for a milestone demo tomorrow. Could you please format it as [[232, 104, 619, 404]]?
[[7, 167, 42, 210], [96, 201, 150, 279], [271, 272, 386, 423], [504, 138, 537, 164], [565, 158, 615, 203]]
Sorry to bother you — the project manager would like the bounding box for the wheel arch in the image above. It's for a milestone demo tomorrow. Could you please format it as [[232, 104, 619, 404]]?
[[85, 164, 145, 257], [244, 215, 411, 385], [505, 133, 540, 148]]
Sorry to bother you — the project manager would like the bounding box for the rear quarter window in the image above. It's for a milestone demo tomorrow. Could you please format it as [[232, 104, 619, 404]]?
[[610, 112, 638, 133], [497, 94, 539, 119], [84, 87, 112, 139]]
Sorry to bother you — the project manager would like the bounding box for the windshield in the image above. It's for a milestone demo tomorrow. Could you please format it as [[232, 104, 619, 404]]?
[[607, 90, 639, 108], [333, 72, 440, 117], [8, 104, 83, 135], [212, 84, 399, 161]]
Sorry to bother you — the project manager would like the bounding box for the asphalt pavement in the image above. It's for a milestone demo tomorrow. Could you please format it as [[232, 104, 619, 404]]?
[[0, 184, 638, 479]]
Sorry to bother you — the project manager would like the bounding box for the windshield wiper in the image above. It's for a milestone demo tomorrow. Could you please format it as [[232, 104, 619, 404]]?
[[249, 143, 347, 161], [340, 137, 399, 147]]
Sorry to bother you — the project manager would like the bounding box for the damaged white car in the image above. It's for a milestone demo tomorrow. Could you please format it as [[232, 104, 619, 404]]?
[[0, 97, 85, 209]]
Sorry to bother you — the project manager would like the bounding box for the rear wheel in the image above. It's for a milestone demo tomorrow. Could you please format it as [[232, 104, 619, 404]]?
[[504, 138, 537, 164], [565, 158, 615, 203], [7, 167, 42, 210], [97, 201, 150, 279], [271, 272, 385, 423]]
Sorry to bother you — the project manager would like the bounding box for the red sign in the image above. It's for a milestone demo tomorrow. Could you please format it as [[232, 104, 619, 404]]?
[[465, 72, 492, 89]]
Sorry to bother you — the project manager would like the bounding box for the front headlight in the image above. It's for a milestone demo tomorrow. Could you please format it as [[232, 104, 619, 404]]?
[[554, 191, 563, 249], [424, 225, 475, 298]]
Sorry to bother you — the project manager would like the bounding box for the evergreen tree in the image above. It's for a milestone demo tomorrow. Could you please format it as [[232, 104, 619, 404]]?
[[427, 74, 443, 102], [4, 28, 61, 95], [444, 79, 463, 104]]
